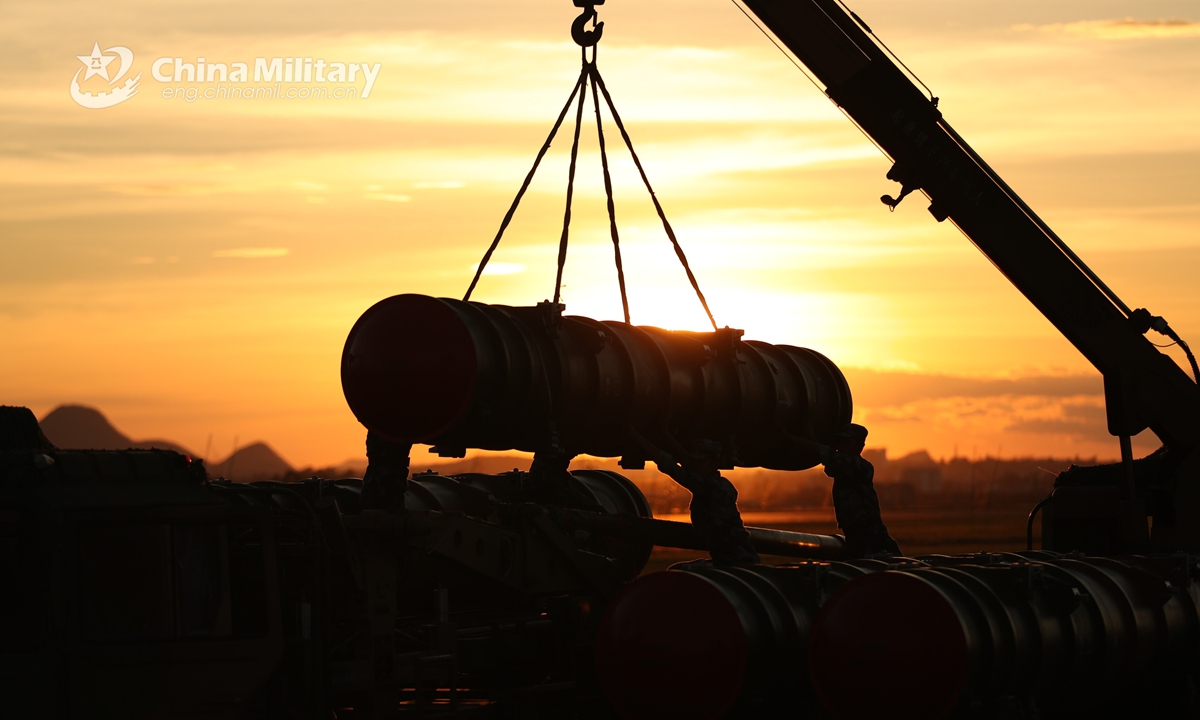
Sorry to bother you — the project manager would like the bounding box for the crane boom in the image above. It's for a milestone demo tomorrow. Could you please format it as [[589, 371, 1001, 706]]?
[[739, 0, 1200, 448], [739, 0, 1200, 549]]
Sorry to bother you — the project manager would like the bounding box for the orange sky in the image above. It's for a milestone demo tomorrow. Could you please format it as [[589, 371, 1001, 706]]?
[[2, 0, 1198, 467]]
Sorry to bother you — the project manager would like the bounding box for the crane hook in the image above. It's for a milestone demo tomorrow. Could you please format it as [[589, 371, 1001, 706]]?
[[572, 0, 605, 48]]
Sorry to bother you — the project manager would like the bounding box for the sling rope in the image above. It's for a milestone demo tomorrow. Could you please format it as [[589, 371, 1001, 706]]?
[[589, 64, 717, 330], [552, 51, 591, 309], [590, 62, 630, 324], [465, 4, 718, 331], [463, 66, 586, 303]]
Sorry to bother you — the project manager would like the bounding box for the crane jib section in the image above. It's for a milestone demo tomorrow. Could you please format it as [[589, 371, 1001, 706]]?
[[740, 0, 1200, 452]]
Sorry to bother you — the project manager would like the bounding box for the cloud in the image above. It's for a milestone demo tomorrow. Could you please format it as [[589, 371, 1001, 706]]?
[[475, 262, 525, 276], [211, 247, 290, 259], [1015, 18, 1200, 40], [365, 193, 411, 202], [1004, 403, 1110, 442], [104, 183, 235, 197], [842, 368, 1101, 408], [847, 371, 1167, 459]]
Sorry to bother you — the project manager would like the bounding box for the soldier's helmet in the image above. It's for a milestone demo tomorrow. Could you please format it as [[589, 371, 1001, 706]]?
[[687, 439, 722, 461]]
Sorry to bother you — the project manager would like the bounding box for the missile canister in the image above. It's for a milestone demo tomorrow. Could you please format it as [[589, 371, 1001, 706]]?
[[341, 294, 852, 470], [808, 554, 1200, 718], [593, 561, 888, 720]]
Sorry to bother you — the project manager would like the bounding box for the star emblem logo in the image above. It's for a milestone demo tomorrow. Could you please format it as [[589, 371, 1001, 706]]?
[[69, 43, 140, 109], [77, 43, 116, 81]]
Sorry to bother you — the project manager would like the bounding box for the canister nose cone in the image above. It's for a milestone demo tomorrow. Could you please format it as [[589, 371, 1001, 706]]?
[[341, 294, 478, 443], [595, 571, 748, 720]]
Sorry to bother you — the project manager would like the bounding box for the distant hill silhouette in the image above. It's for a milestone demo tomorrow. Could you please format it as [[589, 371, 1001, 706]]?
[[39, 405, 196, 456], [37, 405, 295, 482], [207, 442, 293, 482]]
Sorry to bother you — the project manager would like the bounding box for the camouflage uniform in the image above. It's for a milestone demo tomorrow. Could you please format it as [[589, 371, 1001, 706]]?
[[820, 443, 901, 557], [654, 451, 760, 567]]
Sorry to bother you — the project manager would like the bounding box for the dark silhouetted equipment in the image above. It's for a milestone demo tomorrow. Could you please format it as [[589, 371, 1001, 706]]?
[[8, 0, 1200, 716], [809, 553, 1200, 719], [595, 559, 892, 720], [0, 404, 845, 718], [0, 413, 284, 719], [598, 553, 1200, 720], [341, 294, 851, 469]]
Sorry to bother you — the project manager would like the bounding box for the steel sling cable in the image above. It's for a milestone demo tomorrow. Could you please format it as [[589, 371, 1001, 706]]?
[[552, 52, 592, 308], [589, 64, 719, 331], [590, 63, 631, 324], [468, 2, 720, 334], [463, 64, 588, 302]]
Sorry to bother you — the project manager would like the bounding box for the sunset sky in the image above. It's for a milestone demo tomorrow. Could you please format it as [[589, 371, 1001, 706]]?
[[2, 0, 1198, 469]]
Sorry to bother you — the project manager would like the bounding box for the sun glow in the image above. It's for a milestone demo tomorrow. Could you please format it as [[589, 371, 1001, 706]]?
[[2, 1, 1198, 466]]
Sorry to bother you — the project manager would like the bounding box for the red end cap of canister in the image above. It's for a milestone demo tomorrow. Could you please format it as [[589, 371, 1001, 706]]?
[[808, 571, 969, 720], [595, 571, 748, 720], [341, 294, 477, 443]]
